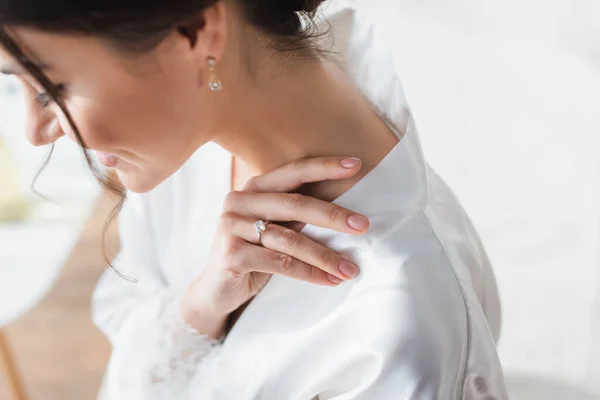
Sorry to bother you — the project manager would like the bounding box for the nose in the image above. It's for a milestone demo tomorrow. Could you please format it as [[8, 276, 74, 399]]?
[[22, 84, 65, 147], [26, 115, 64, 147], [24, 98, 65, 147]]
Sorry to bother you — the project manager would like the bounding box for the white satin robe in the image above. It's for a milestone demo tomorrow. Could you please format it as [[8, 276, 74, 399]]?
[[92, 4, 508, 399]]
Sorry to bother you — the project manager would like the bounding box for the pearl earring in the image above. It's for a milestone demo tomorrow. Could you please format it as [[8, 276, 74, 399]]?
[[207, 57, 223, 91]]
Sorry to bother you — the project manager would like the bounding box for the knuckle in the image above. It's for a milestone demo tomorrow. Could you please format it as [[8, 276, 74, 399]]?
[[278, 228, 301, 248], [318, 248, 338, 268], [284, 159, 302, 172], [327, 206, 344, 223], [217, 212, 235, 231], [242, 176, 259, 192], [223, 191, 241, 210], [321, 157, 336, 170], [283, 193, 307, 211], [223, 267, 244, 280], [274, 253, 295, 275], [308, 265, 322, 282], [224, 237, 244, 260]]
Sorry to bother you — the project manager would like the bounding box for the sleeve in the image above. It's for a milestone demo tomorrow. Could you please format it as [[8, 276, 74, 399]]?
[[92, 193, 225, 400], [312, 253, 508, 400]]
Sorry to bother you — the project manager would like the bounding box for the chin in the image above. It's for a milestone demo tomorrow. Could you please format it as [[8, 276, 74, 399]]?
[[116, 170, 162, 194]]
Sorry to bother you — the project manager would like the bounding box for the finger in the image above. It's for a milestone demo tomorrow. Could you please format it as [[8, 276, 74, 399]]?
[[232, 243, 345, 287], [282, 221, 307, 232], [222, 191, 370, 235], [222, 214, 358, 281], [259, 221, 360, 281], [242, 156, 362, 193], [219, 213, 299, 245], [218, 213, 271, 245]]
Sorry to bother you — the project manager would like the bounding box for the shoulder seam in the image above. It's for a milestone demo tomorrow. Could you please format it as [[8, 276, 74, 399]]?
[[421, 208, 471, 400]]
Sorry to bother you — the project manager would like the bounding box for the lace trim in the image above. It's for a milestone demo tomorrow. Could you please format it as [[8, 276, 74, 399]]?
[[134, 291, 225, 399]]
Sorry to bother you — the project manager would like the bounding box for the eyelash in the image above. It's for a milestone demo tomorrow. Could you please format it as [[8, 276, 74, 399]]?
[[37, 84, 66, 108]]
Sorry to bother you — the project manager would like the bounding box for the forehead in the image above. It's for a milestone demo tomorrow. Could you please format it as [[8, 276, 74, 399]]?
[[5, 27, 100, 58], [0, 28, 82, 76], [0, 28, 139, 72]]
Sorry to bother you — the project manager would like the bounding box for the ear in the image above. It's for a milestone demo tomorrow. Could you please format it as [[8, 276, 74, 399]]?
[[177, 2, 227, 63]]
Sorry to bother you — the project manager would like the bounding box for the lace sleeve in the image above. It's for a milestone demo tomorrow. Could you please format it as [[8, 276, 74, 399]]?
[[101, 289, 225, 400], [93, 192, 227, 399]]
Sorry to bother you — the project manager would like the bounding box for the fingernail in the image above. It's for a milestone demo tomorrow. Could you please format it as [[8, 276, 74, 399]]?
[[341, 157, 361, 168], [339, 260, 360, 278], [347, 214, 370, 231], [327, 274, 343, 284]]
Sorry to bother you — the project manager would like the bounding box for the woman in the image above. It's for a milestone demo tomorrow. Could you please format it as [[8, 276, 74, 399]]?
[[0, 0, 508, 398]]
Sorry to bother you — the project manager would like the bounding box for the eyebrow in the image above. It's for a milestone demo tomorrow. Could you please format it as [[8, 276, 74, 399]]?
[[0, 61, 52, 76]]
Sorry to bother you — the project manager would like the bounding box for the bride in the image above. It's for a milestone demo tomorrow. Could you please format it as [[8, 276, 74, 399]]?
[[0, 0, 508, 398]]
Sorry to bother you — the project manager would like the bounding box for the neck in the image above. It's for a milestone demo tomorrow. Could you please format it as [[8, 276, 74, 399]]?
[[209, 44, 399, 200]]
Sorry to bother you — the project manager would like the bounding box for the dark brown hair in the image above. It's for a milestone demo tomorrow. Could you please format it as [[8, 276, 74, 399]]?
[[0, 0, 326, 279]]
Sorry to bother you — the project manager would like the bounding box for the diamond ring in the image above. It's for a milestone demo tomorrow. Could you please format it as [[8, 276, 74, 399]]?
[[254, 219, 270, 245]]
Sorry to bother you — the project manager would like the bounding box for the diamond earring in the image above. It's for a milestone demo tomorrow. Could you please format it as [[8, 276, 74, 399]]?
[[207, 57, 223, 92]]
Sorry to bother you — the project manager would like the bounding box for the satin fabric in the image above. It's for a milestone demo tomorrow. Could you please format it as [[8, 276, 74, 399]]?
[[93, 3, 508, 399]]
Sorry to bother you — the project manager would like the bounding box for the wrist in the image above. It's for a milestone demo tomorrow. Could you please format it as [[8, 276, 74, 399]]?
[[180, 285, 229, 340]]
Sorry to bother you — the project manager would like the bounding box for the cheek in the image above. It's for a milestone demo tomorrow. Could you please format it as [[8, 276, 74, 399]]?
[[55, 101, 116, 150], [54, 71, 205, 168]]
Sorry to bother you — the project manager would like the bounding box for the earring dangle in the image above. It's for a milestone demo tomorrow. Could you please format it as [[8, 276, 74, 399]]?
[[207, 57, 223, 92]]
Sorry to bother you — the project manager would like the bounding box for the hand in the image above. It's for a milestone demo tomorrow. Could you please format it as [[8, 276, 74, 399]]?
[[181, 156, 370, 335]]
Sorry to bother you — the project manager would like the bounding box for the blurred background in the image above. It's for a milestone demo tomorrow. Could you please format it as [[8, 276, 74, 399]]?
[[0, 0, 599, 399]]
